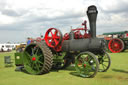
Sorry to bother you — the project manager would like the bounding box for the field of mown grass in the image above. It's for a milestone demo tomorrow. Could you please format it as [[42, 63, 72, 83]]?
[[0, 50, 128, 85]]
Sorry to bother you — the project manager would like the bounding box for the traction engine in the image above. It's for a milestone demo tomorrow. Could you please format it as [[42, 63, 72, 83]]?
[[15, 5, 111, 78], [103, 31, 128, 53]]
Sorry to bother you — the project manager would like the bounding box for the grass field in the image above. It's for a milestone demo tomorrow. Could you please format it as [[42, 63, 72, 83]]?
[[0, 51, 128, 85]]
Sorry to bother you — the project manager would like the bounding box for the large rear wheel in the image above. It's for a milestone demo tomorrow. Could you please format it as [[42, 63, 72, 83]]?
[[23, 42, 53, 75]]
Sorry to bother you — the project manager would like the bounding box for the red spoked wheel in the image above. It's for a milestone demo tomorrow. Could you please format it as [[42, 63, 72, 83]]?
[[44, 28, 63, 48], [108, 38, 124, 53]]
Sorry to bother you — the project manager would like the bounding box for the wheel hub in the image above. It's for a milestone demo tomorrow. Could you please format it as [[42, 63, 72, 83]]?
[[32, 57, 36, 61], [83, 64, 86, 67], [114, 43, 118, 47]]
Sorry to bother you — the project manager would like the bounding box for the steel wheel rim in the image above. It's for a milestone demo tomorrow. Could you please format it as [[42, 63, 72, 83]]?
[[23, 43, 44, 74], [75, 52, 98, 78]]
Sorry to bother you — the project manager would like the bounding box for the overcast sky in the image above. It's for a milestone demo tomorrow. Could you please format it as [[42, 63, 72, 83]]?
[[0, 0, 128, 43]]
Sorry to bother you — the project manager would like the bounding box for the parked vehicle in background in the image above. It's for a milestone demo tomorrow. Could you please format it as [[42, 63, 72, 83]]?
[[11, 44, 20, 50], [0, 44, 12, 52], [103, 31, 128, 53], [16, 43, 26, 52], [0, 43, 20, 52]]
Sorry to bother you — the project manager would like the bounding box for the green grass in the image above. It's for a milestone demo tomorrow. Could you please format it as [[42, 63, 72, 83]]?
[[0, 51, 128, 85]]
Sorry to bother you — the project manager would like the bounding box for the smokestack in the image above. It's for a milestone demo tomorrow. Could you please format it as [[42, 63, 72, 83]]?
[[87, 5, 98, 38]]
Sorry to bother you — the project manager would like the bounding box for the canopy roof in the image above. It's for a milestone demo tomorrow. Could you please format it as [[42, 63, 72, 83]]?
[[103, 31, 128, 35]]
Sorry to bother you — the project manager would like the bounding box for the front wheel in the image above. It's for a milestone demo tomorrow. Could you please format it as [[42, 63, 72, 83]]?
[[75, 52, 99, 78], [98, 52, 111, 72]]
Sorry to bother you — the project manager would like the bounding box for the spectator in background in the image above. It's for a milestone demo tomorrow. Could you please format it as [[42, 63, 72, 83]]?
[[27, 37, 31, 45]]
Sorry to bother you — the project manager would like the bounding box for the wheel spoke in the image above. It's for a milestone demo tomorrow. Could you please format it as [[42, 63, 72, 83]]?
[[54, 30, 58, 36], [102, 64, 107, 67], [102, 63, 105, 69], [51, 32, 54, 36], [31, 48, 34, 56], [79, 57, 84, 62], [35, 47, 39, 55], [38, 54, 43, 58], [38, 61, 44, 65], [24, 52, 32, 61], [88, 56, 92, 62], [47, 36, 52, 40], [25, 65, 33, 72], [35, 63, 40, 71], [24, 52, 32, 58], [49, 41, 53, 45], [54, 39, 58, 45], [31, 62, 35, 69], [55, 36, 60, 39]]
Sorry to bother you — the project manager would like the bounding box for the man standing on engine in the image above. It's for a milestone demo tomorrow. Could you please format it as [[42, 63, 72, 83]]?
[[27, 37, 31, 45]]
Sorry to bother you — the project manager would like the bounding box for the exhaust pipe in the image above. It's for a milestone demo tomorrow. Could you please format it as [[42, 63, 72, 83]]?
[[87, 5, 98, 38]]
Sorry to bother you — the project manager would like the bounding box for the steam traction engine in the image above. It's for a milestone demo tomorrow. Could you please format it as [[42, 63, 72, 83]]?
[[103, 31, 128, 53], [15, 5, 111, 78]]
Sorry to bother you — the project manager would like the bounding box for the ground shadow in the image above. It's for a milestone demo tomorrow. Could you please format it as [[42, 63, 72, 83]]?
[[15, 66, 75, 75], [50, 69, 60, 72], [70, 72, 97, 78], [69, 72, 83, 78], [112, 68, 128, 74], [4, 65, 13, 67], [15, 66, 29, 74], [63, 66, 76, 71], [50, 66, 76, 72]]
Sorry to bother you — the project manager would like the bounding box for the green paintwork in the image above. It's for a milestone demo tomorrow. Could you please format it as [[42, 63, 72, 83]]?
[[103, 31, 128, 50], [23, 44, 44, 75], [15, 43, 100, 78], [97, 52, 111, 72], [122, 38, 128, 49], [52, 53, 65, 63], [103, 31, 128, 35], [75, 52, 98, 78], [15, 52, 23, 66]]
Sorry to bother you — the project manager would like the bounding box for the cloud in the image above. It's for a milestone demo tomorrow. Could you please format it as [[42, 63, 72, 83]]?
[[0, 9, 21, 17], [95, 0, 128, 34], [0, 0, 128, 43], [99, 0, 128, 14]]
